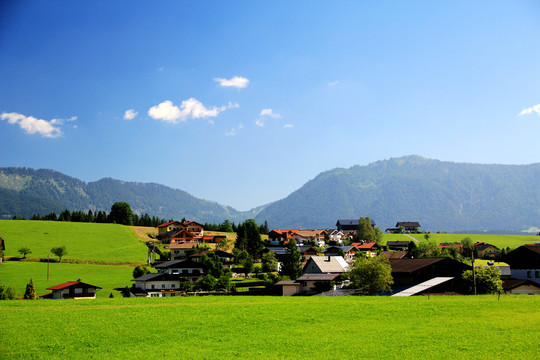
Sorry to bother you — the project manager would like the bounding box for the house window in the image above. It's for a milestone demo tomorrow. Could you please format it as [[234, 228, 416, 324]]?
[[527, 271, 532, 278], [171, 284, 176, 288], [162, 284, 165, 288], [535, 271, 539, 278], [151, 285, 155, 289]]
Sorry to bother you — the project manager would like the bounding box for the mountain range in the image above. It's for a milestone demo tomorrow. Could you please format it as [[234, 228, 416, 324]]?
[[1, 155, 539, 232]]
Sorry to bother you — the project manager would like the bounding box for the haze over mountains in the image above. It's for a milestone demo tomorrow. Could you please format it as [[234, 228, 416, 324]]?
[[1, 155, 539, 233]]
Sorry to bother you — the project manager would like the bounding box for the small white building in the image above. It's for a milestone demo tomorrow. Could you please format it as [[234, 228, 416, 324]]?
[[43, 280, 101, 299]]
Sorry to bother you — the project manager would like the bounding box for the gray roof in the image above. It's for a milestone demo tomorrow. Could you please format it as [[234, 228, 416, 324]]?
[[392, 277, 454, 297], [297, 273, 340, 281], [154, 259, 203, 269], [132, 273, 183, 282], [304, 256, 349, 273], [324, 245, 356, 254]]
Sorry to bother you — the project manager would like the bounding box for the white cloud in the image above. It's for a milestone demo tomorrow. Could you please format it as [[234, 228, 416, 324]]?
[[214, 76, 250, 89], [0, 112, 77, 138], [328, 80, 339, 86], [519, 104, 540, 116], [260, 108, 281, 118], [123, 109, 138, 120], [283, 124, 294, 128], [255, 119, 265, 127], [226, 124, 244, 136], [148, 98, 238, 124]]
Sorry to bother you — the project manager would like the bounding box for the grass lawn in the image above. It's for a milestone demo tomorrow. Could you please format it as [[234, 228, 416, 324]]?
[[0, 295, 538, 359], [0, 261, 134, 298], [0, 220, 148, 263], [383, 233, 539, 250]]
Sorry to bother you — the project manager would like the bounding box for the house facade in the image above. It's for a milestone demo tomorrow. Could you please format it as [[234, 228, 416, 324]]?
[[502, 244, 540, 284], [130, 273, 183, 297], [42, 280, 101, 299], [474, 242, 500, 259]]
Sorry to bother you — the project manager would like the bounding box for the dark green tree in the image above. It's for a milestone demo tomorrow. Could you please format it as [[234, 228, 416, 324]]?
[[282, 239, 302, 280], [109, 202, 134, 225], [18, 246, 32, 259], [348, 256, 394, 295], [244, 255, 254, 278], [197, 274, 217, 291], [51, 246, 67, 262], [0, 284, 16, 300], [353, 217, 383, 245], [133, 265, 152, 278], [261, 251, 278, 272], [23, 278, 37, 300], [461, 237, 474, 258]]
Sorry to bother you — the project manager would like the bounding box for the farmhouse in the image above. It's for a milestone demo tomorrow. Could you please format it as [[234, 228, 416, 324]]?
[[502, 279, 540, 295], [154, 259, 204, 281], [324, 245, 358, 261], [474, 242, 500, 259], [502, 244, 540, 284], [292, 229, 328, 247], [328, 229, 345, 244], [41, 280, 102, 299], [351, 242, 379, 257], [395, 222, 421, 233], [336, 219, 376, 232], [130, 273, 183, 297], [268, 230, 296, 245], [276, 273, 341, 296], [386, 241, 409, 251], [157, 220, 204, 239]]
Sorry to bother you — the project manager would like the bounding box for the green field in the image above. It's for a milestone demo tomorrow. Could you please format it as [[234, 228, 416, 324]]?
[[0, 261, 133, 298], [0, 296, 538, 359], [383, 233, 539, 249], [0, 220, 147, 263]]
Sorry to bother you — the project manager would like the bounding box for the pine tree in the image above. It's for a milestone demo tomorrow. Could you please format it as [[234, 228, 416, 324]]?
[[282, 239, 302, 280], [23, 278, 37, 300]]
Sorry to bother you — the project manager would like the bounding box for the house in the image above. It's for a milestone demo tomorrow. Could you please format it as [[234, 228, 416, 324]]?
[[41, 280, 101, 299], [324, 245, 358, 261], [351, 242, 380, 257], [157, 220, 204, 237], [438, 243, 464, 253], [474, 242, 500, 259], [276, 273, 342, 296], [395, 222, 421, 233], [297, 246, 321, 260], [328, 230, 345, 244], [386, 241, 409, 251], [502, 279, 540, 295], [389, 258, 471, 288], [169, 242, 200, 260], [154, 259, 204, 281], [292, 229, 328, 247], [130, 273, 184, 297], [268, 230, 296, 245], [303, 256, 349, 274], [502, 244, 540, 284], [336, 219, 376, 232]]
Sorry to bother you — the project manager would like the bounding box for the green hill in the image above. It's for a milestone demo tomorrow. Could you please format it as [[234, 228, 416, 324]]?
[[0, 220, 147, 263]]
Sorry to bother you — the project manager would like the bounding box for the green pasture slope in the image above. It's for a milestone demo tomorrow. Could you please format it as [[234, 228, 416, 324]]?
[[383, 233, 538, 249], [0, 220, 147, 262], [1, 296, 539, 359], [0, 261, 133, 298]]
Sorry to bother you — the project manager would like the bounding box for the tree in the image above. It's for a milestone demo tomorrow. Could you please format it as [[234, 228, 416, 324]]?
[[243, 255, 254, 278], [23, 278, 37, 300], [18, 246, 32, 259], [51, 246, 67, 262], [281, 239, 302, 280], [348, 256, 394, 295], [261, 251, 278, 272], [109, 202, 133, 225], [197, 274, 217, 291], [0, 284, 16, 300], [461, 237, 474, 258], [244, 219, 264, 260], [217, 269, 233, 291], [133, 265, 152, 278], [462, 266, 502, 294], [354, 217, 383, 245]]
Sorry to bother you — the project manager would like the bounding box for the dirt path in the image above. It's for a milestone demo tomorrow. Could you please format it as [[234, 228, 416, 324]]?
[[403, 233, 419, 243]]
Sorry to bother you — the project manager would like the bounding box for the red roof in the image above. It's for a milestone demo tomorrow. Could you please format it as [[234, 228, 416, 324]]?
[[157, 221, 180, 228], [46, 281, 101, 290], [352, 242, 378, 250]]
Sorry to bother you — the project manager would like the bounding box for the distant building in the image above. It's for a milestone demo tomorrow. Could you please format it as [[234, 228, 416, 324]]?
[[335, 219, 376, 232], [502, 244, 540, 284], [41, 280, 101, 299]]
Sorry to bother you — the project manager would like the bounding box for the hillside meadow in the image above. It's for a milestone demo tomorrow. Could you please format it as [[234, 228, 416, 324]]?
[[0, 220, 147, 263], [383, 233, 539, 249], [1, 295, 539, 359]]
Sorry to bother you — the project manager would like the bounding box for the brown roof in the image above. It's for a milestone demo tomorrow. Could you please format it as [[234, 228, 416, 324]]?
[[297, 273, 340, 281], [380, 250, 408, 259], [389, 258, 447, 272], [502, 279, 540, 290], [396, 222, 421, 228], [169, 242, 198, 250]]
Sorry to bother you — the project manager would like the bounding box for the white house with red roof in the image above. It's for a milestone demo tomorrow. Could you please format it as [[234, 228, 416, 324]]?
[[41, 280, 102, 299]]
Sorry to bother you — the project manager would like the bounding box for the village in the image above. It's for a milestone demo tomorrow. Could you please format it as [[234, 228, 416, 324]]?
[[32, 218, 539, 300]]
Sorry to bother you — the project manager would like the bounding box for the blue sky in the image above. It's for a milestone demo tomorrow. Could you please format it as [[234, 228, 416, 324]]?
[[1, 1, 540, 210]]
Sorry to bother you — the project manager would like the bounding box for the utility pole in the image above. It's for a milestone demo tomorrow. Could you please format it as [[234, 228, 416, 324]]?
[[472, 251, 477, 295]]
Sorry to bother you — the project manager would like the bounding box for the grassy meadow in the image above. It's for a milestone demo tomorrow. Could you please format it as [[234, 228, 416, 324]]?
[[383, 233, 539, 249], [1, 295, 539, 359], [0, 261, 133, 298], [0, 220, 147, 263]]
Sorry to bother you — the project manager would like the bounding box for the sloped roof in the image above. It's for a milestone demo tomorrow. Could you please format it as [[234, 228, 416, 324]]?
[[157, 221, 181, 228], [294, 229, 328, 237], [132, 273, 183, 282], [474, 242, 499, 250], [324, 245, 358, 254], [389, 258, 448, 273], [169, 242, 198, 250], [392, 277, 454, 297], [297, 273, 340, 281], [305, 256, 349, 273], [189, 250, 235, 258], [396, 222, 421, 228], [502, 279, 540, 290], [386, 241, 409, 247], [154, 259, 203, 269], [352, 242, 378, 250], [47, 281, 101, 290], [380, 250, 408, 259]]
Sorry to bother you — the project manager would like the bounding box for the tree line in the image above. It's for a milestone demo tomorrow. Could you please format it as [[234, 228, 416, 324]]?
[[22, 202, 167, 227]]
